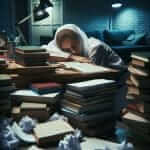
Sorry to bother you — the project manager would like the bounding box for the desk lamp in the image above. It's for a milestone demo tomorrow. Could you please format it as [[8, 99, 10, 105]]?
[[16, 0, 53, 45]]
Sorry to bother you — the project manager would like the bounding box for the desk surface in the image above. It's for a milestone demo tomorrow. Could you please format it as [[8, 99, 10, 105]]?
[[2, 62, 119, 87]]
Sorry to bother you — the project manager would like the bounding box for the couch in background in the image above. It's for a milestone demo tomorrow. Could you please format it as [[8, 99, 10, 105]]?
[[86, 30, 150, 64], [40, 29, 150, 64]]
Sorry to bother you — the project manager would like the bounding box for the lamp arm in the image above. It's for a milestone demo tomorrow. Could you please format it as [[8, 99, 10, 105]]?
[[16, 25, 28, 45], [17, 14, 32, 25]]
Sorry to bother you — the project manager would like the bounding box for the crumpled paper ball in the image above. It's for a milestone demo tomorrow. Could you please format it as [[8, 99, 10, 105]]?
[[19, 116, 37, 133], [49, 112, 68, 122]]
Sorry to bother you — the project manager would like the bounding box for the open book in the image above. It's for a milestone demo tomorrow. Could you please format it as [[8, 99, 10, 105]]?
[[61, 62, 109, 73]]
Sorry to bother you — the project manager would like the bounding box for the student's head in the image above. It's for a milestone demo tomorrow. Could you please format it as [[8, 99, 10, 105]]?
[[56, 29, 81, 55]]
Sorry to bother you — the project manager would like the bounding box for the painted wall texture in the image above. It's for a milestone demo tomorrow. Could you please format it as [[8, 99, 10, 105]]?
[[63, 0, 111, 32], [0, 0, 150, 44], [112, 0, 150, 33], [0, 0, 15, 36], [63, 0, 150, 34]]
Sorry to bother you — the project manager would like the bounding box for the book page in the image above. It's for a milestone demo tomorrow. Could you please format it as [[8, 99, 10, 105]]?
[[61, 62, 109, 73]]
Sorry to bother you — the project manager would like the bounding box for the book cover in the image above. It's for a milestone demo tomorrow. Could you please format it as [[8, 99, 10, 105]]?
[[30, 82, 63, 94], [12, 106, 50, 122], [20, 102, 47, 110], [66, 79, 117, 93], [65, 86, 117, 98], [64, 94, 114, 105], [16, 46, 46, 53], [61, 108, 113, 122], [33, 120, 74, 145], [128, 85, 150, 95], [0, 74, 12, 86], [11, 90, 60, 105], [61, 99, 113, 114], [131, 52, 150, 63], [123, 111, 150, 134], [128, 65, 149, 77], [15, 50, 49, 58], [129, 74, 150, 89]]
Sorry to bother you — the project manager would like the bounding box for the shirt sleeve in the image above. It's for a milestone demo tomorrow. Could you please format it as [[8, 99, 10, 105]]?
[[88, 40, 127, 71]]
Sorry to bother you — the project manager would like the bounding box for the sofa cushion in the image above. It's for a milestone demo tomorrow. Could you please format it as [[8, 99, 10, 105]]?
[[86, 30, 104, 41], [122, 33, 146, 46], [103, 30, 135, 45]]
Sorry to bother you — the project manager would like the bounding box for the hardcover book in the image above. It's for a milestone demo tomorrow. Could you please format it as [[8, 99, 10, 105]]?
[[0, 74, 12, 86], [131, 52, 150, 70], [33, 120, 74, 145], [61, 99, 113, 114], [16, 46, 46, 53], [30, 82, 63, 94]]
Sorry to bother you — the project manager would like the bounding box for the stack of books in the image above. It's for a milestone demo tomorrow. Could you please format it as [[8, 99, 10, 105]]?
[[123, 111, 150, 142], [127, 52, 150, 120], [12, 102, 50, 122], [15, 46, 49, 66], [125, 52, 150, 140], [0, 74, 16, 115], [0, 57, 8, 69], [10, 88, 62, 121], [61, 79, 119, 137]]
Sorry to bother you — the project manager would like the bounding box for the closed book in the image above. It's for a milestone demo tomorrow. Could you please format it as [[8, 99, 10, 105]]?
[[128, 65, 149, 77], [61, 99, 113, 114], [123, 111, 150, 134], [0, 50, 8, 55], [66, 79, 118, 94], [64, 92, 115, 104], [12, 106, 50, 122], [128, 85, 150, 95], [0, 85, 16, 93], [78, 122, 115, 137], [11, 92, 60, 105], [15, 50, 49, 59], [65, 87, 117, 99], [68, 116, 116, 129], [33, 120, 74, 145], [30, 82, 63, 94], [129, 74, 150, 89], [61, 108, 113, 122], [15, 59, 47, 66], [131, 52, 150, 68], [16, 46, 46, 53], [0, 74, 12, 86], [20, 102, 47, 110], [0, 58, 6, 64], [127, 93, 150, 103]]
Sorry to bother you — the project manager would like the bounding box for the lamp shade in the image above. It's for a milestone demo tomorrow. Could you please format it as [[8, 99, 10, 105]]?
[[112, 2, 122, 8], [39, 0, 53, 9], [33, 5, 49, 21]]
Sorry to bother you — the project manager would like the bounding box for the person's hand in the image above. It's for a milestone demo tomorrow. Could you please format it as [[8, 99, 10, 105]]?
[[69, 55, 92, 63]]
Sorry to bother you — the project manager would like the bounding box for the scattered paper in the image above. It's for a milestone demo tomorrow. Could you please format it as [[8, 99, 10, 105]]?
[[12, 122, 36, 143]]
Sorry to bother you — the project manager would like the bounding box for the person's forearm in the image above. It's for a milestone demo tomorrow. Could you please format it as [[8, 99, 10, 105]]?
[[69, 55, 92, 63]]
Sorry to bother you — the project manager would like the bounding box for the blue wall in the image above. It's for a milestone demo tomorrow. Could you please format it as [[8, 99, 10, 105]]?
[[63, 0, 111, 32], [112, 0, 150, 33], [1, 0, 150, 42], [63, 0, 150, 33], [0, 0, 15, 36]]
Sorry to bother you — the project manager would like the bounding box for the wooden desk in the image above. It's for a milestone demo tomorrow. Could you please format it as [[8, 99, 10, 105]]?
[[2, 62, 119, 88]]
